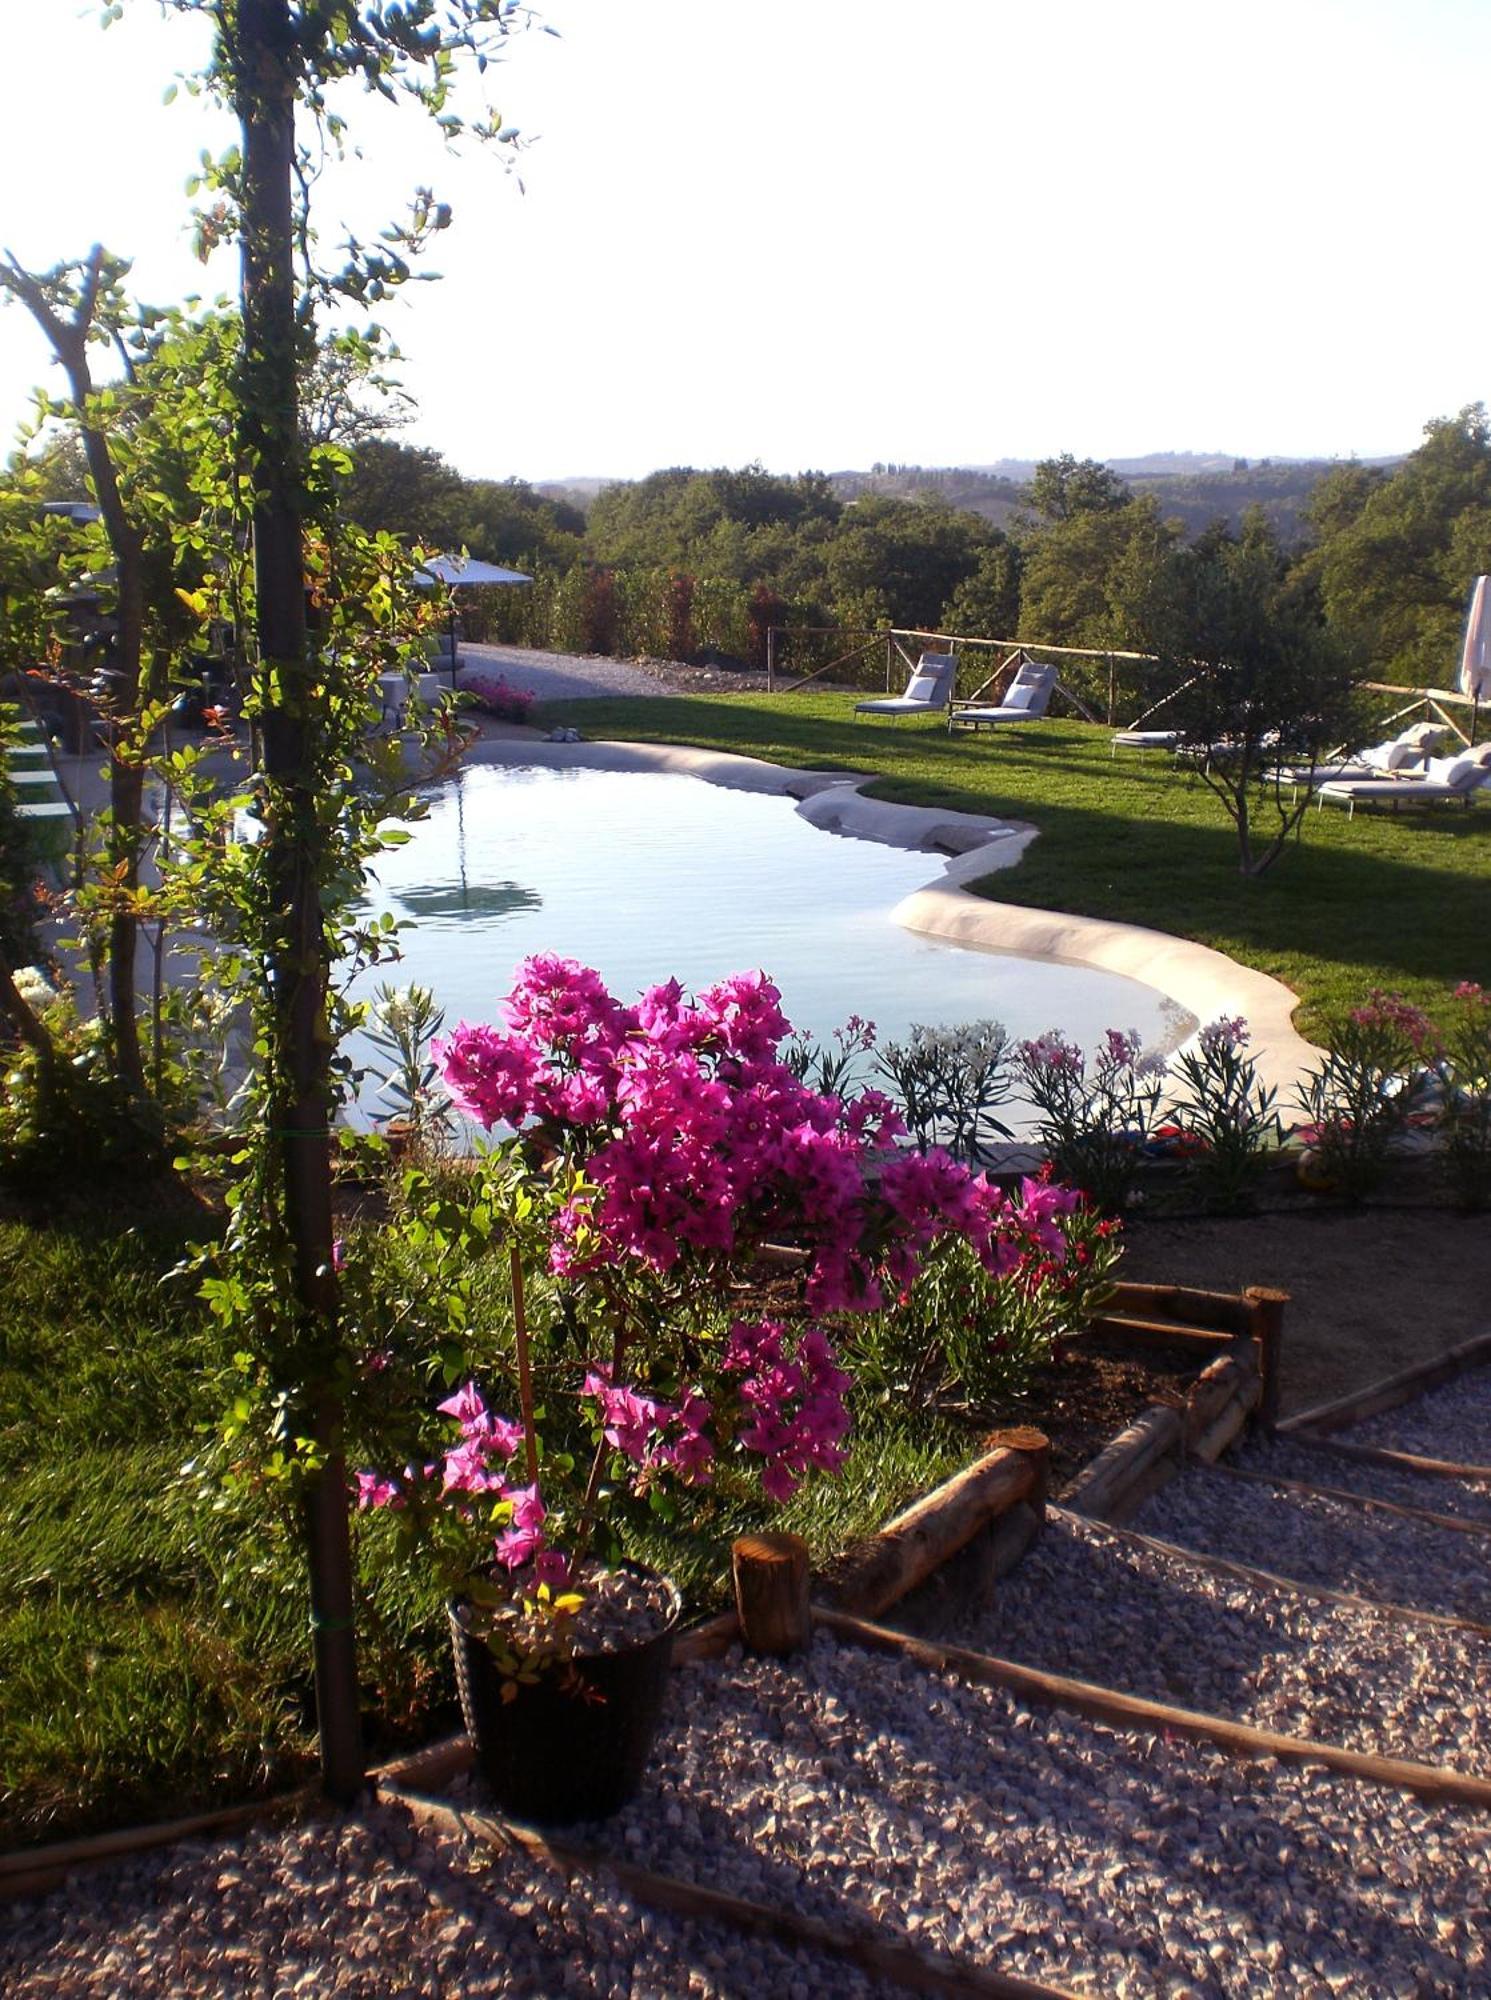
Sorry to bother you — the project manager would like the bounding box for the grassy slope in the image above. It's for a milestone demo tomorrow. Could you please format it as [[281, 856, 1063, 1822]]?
[[540, 693, 1491, 1038], [0, 1200, 966, 1849]]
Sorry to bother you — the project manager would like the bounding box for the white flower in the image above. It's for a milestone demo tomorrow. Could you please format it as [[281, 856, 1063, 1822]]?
[[12, 966, 58, 1009]]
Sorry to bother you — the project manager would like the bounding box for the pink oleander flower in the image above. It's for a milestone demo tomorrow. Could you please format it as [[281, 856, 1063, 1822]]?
[[1348, 989, 1437, 1051], [1020, 1030, 1085, 1075]]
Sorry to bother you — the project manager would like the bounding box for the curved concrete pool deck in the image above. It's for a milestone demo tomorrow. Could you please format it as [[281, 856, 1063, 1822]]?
[[462, 732, 1323, 1100]]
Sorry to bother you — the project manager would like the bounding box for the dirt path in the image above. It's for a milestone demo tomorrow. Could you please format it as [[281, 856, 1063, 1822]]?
[[1116, 1202, 1491, 1417]]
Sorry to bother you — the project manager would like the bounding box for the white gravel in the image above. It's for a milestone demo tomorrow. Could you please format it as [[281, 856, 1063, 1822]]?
[[460, 643, 706, 705], [935, 1504, 1490, 1770], [0, 1802, 891, 1999], [1343, 1359, 1491, 1467], [563, 1630, 1488, 1998], [1231, 1430, 1491, 1526], [1132, 1461, 1490, 1622]]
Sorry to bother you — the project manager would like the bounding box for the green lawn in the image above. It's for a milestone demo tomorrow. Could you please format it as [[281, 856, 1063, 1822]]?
[[541, 693, 1491, 1038], [0, 1198, 968, 1851]]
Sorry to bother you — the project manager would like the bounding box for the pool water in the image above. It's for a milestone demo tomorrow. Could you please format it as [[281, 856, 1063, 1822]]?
[[351, 763, 1190, 1117]]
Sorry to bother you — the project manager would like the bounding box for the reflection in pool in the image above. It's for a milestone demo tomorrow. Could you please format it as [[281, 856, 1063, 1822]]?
[[351, 762, 1192, 1122]]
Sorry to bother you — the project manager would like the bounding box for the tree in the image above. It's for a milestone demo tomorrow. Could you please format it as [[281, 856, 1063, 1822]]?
[[821, 496, 995, 632], [941, 538, 1021, 640], [1143, 514, 1360, 877], [1027, 453, 1132, 524], [1018, 495, 1179, 649], [0, 255, 235, 1104], [1308, 407, 1491, 684], [167, 0, 532, 1803], [340, 436, 469, 542]]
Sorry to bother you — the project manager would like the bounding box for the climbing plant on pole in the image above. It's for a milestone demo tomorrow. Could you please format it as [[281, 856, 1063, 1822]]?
[[155, 0, 532, 1801]]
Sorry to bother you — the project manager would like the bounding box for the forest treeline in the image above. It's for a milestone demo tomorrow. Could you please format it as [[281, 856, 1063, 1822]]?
[[336, 410, 1491, 688]]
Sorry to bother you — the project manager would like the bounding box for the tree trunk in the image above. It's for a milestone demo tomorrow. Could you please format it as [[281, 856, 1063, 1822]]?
[[1, 248, 153, 1103], [235, 0, 363, 1804]]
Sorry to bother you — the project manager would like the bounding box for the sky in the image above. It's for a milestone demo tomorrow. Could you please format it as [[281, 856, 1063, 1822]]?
[[2, 0, 1489, 485]]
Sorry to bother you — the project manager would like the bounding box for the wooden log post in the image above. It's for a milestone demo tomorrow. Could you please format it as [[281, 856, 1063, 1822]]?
[[1245, 1285, 1290, 1432], [1182, 1357, 1247, 1447], [732, 1533, 811, 1656]]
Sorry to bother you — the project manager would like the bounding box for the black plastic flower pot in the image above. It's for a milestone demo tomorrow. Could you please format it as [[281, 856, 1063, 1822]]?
[[448, 1568, 681, 1825]]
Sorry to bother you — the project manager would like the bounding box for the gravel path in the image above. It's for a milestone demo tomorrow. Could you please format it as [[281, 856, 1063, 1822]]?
[[0, 1802, 892, 1999], [1344, 1359, 1491, 1465], [11, 1366, 1491, 1995], [936, 1505, 1490, 1770], [1230, 1429, 1491, 1526], [559, 1632, 1487, 1998], [1132, 1462, 1489, 1622], [460, 643, 765, 706]]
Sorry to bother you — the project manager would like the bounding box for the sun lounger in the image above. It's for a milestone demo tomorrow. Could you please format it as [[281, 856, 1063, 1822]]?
[[1111, 729, 1180, 758], [948, 661, 1057, 734], [1270, 723, 1449, 789], [1316, 744, 1491, 816], [854, 652, 956, 719]]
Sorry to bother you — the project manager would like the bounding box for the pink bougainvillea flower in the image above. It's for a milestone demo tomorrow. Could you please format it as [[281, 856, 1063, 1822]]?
[[533, 1548, 572, 1588], [355, 1470, 400, 1510], [437, 1381, 489, 1428], [494, 1524, 547, 1569], [504, 1482, 547, 1532]]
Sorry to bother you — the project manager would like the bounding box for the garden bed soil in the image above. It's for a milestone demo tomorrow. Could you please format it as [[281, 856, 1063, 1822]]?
[[1115, 1202, 1491, 1420], [992, 1334, 1200, 1494]]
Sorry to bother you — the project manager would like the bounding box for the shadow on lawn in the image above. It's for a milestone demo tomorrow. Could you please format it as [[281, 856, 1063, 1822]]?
[[542, 696, 1491, 998]]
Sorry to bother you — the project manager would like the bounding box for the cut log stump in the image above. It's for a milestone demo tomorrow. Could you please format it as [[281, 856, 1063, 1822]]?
[[733, 1533, 811, 1656]]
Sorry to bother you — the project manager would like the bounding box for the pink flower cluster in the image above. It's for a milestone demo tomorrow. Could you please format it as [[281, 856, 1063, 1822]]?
[[440, 960, 908, 1307], [1197, 1015, 1249, 1059], [439, 959, 1081, 1326], [1019, 1030, 1086, 1076], [1349, 990, 1437, 1052], [462, 672, 536, 722], [358, 1380, 567, 1580], [722, 1318, 852, 1501], [423, 959, 1089, 1525], [581, 1369, 716, 1487]]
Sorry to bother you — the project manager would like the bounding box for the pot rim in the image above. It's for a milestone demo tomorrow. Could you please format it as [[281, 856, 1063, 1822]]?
[[449, 1557, 683, 1655]]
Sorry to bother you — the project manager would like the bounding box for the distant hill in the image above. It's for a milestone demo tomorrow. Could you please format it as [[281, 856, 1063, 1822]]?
[[536, 454, 1405, 545], [829, 454, 1404, 545]]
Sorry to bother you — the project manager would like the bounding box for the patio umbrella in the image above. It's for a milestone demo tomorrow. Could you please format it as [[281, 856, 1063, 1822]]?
[[1459, 574, 1491, 741], [414, 556, 533, 683]]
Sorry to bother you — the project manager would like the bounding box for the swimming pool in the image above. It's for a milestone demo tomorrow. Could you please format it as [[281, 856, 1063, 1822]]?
[[350, 761, 1192, 1119]]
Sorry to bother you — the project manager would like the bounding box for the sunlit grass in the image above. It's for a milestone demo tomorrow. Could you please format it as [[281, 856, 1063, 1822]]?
[[540, 692, 1491, 1038]]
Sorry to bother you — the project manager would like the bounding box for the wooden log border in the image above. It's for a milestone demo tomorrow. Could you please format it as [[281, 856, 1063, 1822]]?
[[0, 1785, 321, 1907], [1063, 1404, 1183, 1523], [1279, 1331, 1491, 1438], [1277, 1430, 1491, 1486], [815, 1609, 1491, 1813], [817, 1433, 1048, 1619], [1048, 1504, 1491, 1640], [379, 1780, 1084, 2000]]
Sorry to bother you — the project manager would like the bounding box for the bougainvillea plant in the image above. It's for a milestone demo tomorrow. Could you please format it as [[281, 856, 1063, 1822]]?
[[356, 956, 1081, 1661], [460, 672, 537, 723]]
